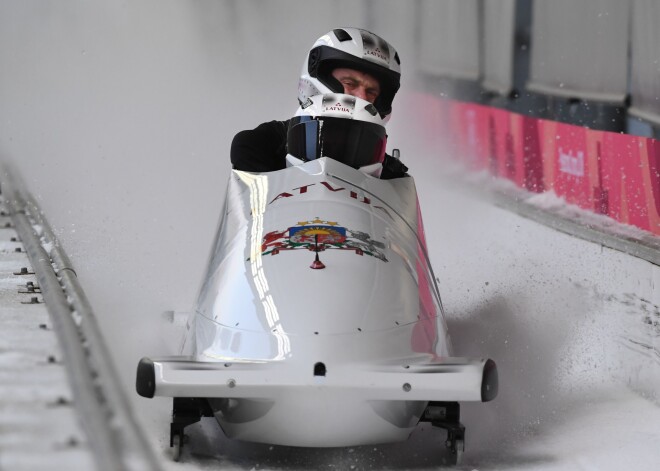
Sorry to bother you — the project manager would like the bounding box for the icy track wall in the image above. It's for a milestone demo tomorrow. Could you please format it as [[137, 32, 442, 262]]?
[[405, 93, 660, 237]]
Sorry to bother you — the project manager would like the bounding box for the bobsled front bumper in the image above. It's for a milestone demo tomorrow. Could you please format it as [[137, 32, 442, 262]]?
[[136, 356, 498, 403]]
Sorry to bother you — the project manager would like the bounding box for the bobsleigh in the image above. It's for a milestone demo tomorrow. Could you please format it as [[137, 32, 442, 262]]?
[[136, 153, 498, 465]]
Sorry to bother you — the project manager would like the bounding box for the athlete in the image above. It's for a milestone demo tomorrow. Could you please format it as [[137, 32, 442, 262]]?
[[230, 27, 408, 179]]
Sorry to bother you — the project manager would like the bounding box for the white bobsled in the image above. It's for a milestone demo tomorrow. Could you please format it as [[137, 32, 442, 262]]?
[[136, 156, 497, 464]]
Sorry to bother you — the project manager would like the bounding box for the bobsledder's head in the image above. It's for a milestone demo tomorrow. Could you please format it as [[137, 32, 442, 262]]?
[[287, 93, 387, 169], [298, 28, 401, 122]]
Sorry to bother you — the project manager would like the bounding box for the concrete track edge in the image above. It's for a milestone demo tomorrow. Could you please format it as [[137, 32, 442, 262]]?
[[466, 172, 660, 267], [0, 162, 161, 471]]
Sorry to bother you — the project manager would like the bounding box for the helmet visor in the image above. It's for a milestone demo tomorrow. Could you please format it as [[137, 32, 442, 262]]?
[[287, 116, 387, 168]]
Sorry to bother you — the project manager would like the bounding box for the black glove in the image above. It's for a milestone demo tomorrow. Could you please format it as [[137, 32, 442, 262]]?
[[380, 153, 409, 180]]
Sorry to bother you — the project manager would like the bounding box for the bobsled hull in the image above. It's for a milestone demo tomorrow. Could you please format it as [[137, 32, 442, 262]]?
[[138, 157, 497, 448]]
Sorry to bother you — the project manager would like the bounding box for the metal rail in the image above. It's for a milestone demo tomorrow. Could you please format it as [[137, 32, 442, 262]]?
[[0, 163, 161, 471]]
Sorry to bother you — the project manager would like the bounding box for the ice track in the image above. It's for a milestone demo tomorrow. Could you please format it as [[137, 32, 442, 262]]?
[[1, 2, 659, 468]]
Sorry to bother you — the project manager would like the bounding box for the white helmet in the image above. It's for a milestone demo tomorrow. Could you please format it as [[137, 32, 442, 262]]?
[[298, 28, 401, 122], [287, 93, 387, 169]]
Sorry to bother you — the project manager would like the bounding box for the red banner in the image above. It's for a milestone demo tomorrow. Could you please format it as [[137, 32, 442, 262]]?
[[403, 93, 660, 236]]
